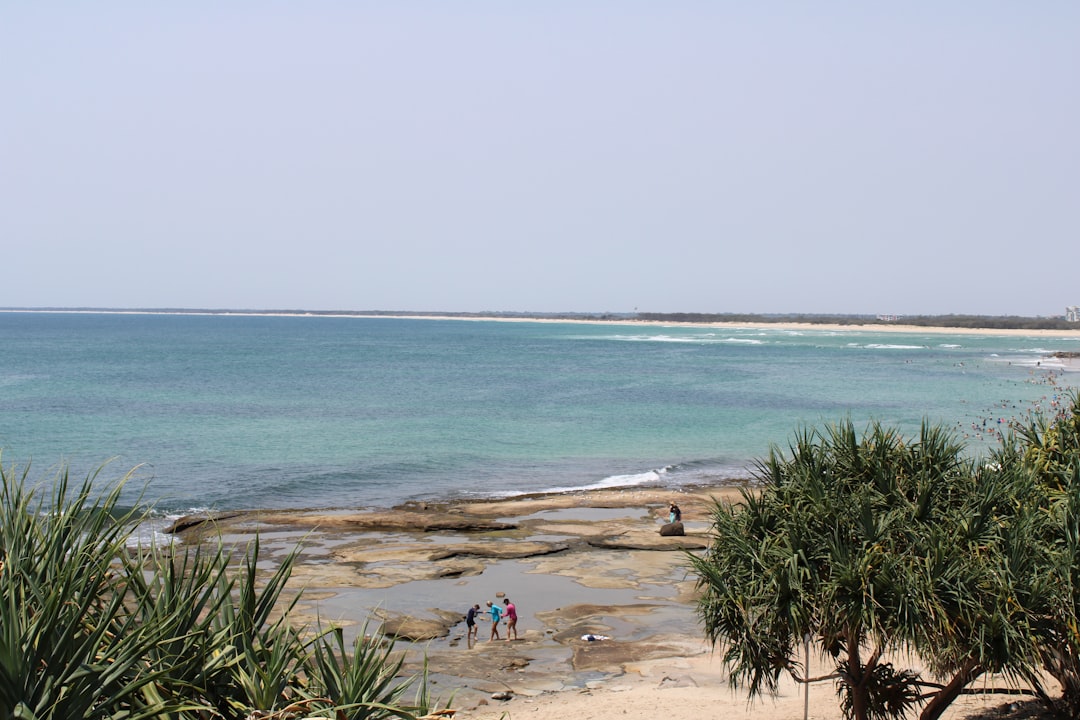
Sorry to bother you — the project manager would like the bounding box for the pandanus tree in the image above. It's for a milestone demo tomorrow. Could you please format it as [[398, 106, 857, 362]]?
[[1007, 388, 1080, 718], [690, 419, 1043, 720]]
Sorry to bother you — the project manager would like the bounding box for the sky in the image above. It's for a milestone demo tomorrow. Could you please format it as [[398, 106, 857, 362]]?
[[2, 2, 1077, 317]]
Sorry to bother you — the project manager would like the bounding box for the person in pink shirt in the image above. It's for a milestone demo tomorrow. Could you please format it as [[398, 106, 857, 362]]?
[[502, 598, 518, 641]]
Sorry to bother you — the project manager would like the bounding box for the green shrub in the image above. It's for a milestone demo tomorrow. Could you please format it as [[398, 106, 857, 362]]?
[[0, 459, 440, 720]]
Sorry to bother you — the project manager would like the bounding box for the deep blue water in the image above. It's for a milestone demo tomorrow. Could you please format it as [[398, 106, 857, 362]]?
[[1, 311, 1077, 515]]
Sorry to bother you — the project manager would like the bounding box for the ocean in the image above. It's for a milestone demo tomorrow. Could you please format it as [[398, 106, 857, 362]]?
[[1, 311, 1078, 517]]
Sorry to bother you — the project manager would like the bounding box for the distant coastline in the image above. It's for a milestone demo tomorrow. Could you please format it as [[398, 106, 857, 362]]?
[[4, 307, 1080, 338]]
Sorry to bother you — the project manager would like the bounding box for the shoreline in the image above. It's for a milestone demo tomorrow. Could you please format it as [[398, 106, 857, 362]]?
[[5, 308, 1080, 339], [380, 314, 1080, 339], [175, 483, 1048, 719]]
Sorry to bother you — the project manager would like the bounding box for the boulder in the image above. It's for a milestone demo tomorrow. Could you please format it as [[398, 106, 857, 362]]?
[[658, 521, 685, 537], [165, 512, 244, 534], [376, 610, 457, 641]]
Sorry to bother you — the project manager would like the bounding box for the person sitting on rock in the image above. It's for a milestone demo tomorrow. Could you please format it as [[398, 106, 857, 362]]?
[[668, 502, 682, 524]]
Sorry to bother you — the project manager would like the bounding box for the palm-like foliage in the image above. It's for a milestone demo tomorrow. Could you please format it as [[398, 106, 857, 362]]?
[[1015, 389, 1080, 492], [0, 464, 186, 719], [0, 459, 441, 720], [120, 539, 243, 716], [1006, 388, 1080, 717], [304, 623, 441, 720], [690, 419, 1041, 720], [122, 533, 309, 718]]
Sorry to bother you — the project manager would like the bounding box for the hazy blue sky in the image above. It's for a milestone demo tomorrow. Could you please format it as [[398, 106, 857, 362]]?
[[3, 3, 1077, 316]]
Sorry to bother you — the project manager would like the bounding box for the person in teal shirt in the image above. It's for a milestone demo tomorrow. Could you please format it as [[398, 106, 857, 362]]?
[[486, 600, 503, 641]]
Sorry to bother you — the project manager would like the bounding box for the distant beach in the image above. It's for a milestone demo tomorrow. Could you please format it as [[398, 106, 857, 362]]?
[[6, 307, 1080, 339], [379, 312, 1080, 339]]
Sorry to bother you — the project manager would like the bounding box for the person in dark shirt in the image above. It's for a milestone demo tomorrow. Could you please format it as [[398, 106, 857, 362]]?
[[465, 603, 480, 647], [668, 502, 682, 523]]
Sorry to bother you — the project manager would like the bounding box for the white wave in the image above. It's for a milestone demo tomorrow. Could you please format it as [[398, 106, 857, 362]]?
[[597, 334, 763, 345], [125, 515, 180, 549], [491, 467, 671, 498], [1016, 356, 1076, 371], [938, 344, 962, 349], [863, 344, 927, 350], [595, 334, 686, 343]]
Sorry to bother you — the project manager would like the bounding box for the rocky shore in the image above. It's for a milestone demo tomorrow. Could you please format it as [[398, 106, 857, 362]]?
[[169, 483, 1044, 719], [168, 484, 742, 711]]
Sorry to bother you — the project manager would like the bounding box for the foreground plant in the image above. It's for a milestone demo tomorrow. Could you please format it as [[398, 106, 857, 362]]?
[[304, 623, 447, 719], [0, 464, 187, 719], [1007, 388, 1080, 718], [690, 420, 1043, 720], [0, 458, 441, 720]]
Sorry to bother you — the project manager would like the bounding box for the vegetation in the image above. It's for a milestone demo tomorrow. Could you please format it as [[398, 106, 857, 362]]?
[[690, 390, 1080, 720], [0, 461, 446, 720], [636, 312, 1078, 330], [1010, 391, 1080, 717], [8, 308, 1077, 330]]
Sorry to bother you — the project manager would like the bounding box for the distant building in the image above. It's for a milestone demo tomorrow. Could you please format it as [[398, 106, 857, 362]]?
[[876, 314, 901, 322], [1067, 306, 1080, 322]]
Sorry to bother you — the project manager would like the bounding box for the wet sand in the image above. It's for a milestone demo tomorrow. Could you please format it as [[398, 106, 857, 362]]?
[[171, 483, 1046, 718]]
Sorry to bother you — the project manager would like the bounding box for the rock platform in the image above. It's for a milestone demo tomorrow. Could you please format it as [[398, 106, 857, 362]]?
[[169, 484, 749, 710]]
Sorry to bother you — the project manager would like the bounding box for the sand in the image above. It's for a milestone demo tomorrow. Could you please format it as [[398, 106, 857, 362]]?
[[459, 652, 1034, 720], [355, 313, 1080, 340]]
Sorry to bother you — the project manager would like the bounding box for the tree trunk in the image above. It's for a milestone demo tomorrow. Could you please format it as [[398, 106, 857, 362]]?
[[918, 659, 983, 720], [846, 643, 872, 720], [1042, 646, 1080, 719]]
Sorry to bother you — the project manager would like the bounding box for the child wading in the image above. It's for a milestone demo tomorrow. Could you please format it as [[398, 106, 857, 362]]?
[[465, 604, 480, 648], [486, 600, 503, 641]]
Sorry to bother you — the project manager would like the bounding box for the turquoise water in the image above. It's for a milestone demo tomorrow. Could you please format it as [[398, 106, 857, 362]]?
[[1, 311, 1078, 515]]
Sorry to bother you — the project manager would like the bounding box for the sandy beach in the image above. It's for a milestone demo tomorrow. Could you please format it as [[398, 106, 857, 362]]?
[[174, 484, 1052, 720], [17, 310, 1080, 342], [352, 313, 1080, 340]]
